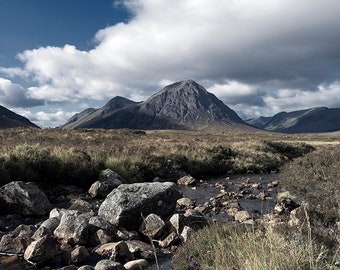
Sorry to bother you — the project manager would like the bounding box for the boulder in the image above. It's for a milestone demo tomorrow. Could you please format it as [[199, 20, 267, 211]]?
[[176, 197, 196, 211], [54, 211, 93, 246], [41, 216, 61, 231], [94, 241, 134, 262], [32, 226, 53, 240], [0, 224, 35, 253], [89, 216, 117, 233], [0, 234, 30, 253], [71, 245, 91, 265], [0, 181, 51, 216], [89, 169, 126, 198], [24, 235, 57, 265], [139, 213, 165, 239], [98, 182, 181, 230], [69, 198, 93, 213], [90, 229, 114, 245], [125, 240, 155, 260]]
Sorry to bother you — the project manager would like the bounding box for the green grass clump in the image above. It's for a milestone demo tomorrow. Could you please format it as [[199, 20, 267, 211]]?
[[173, 222, 337, 270]]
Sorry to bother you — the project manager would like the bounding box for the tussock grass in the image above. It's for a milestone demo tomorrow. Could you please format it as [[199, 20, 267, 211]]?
[[173, 221, 338, 270], [280, 147, 340, 245]]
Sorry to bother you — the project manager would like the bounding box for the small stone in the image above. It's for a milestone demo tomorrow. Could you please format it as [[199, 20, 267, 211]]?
[[177, 175, 197, 186]]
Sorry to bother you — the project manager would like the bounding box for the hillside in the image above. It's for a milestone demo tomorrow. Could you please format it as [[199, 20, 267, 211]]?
[[0, 105, 39, 129], [247, 107, 340, 133]]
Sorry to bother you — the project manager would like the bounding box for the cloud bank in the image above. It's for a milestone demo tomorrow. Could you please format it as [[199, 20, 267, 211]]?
[[1, 0, 340, 126]]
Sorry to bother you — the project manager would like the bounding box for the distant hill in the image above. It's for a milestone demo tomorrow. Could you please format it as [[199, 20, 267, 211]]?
[[61, 80, 257, 131], [246, 107, 340, 133], [0, 105, 39, 129]]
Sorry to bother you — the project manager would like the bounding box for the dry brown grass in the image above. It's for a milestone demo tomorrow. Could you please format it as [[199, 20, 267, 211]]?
[[0, 128, 337, 187]]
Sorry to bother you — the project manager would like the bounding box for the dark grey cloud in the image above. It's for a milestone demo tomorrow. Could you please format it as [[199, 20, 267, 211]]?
[[0, 78, 44, 108]]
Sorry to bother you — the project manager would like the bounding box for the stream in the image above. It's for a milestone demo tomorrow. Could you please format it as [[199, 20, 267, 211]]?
[[180, 173, 280, 220], [153, 173, 281, 269]]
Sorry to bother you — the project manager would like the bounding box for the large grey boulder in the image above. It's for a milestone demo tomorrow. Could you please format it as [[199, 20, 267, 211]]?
[[98, 182, 181, 230], [0, 181, 51, 216]]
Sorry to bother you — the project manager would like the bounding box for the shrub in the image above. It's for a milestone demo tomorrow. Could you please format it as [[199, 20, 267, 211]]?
[[264, 141, 315, 160]]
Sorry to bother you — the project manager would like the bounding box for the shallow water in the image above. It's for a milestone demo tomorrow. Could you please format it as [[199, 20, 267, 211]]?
[[179, 173, 280, 220]]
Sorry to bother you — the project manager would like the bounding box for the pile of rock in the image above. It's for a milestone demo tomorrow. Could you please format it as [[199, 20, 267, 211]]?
[[0, 171, 208, 270]]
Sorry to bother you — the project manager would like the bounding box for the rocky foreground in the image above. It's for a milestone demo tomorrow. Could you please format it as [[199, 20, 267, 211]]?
[[0, 170, 297, 270]]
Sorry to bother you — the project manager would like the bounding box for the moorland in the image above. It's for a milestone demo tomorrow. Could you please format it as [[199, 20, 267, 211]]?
[[0, 128, 339, 269]]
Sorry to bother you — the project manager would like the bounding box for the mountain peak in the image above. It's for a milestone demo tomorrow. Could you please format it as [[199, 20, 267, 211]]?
[[62, 80, 256, 131]]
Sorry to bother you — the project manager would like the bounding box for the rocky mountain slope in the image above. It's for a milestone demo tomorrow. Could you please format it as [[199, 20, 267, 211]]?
[[246, 107, 340, 133], [61, 80, 257, 131], [0, 105, 39, 129]]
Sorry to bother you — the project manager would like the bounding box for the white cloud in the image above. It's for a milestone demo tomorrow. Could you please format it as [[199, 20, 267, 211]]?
[[264, 82, 340, 112], [1, 0, 340, 126], [232, 82, 340, 119], [15, 109, 78, 128]]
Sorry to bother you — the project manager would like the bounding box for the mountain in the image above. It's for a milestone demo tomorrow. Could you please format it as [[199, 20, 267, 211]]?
[[61, 96, 140, 129], [0, 105, 39, 129], [246, 107, 340, 133], [61, 80, 256, 131]]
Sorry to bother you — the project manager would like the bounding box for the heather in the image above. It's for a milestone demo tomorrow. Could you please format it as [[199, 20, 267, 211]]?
[[0, 128, 318, 187]]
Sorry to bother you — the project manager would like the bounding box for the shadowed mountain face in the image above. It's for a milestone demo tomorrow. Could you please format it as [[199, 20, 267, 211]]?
[[61, 80, 256, 131], [246, 107, 340, 133], [0, 105, 39, 129]]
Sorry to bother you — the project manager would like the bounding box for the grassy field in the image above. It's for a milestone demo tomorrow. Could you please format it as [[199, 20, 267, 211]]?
[[0, 127, 331, 188], [0, 127, 339, 269]]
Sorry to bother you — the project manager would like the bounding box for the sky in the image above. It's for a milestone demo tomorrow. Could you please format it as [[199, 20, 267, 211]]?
[[1, 0, 340, 128]]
